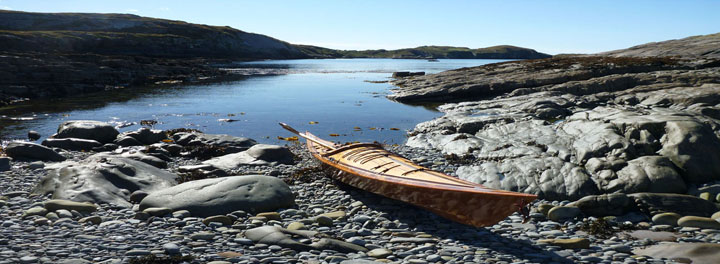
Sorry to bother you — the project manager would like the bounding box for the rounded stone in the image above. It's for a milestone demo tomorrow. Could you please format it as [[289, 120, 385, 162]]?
[[547, 206, 581, 222], [23, 207, 48, 218], [79, 216, 102, 225], [44, 199, 97, 213], [287, 222, 306, 230], [537, 238, 590, 249], [315, 215, 334, 226], [143, 207, 172, 217], [319, 210, 347, 220], [652, 212, 682, 226], [677, 216, 720, 229], [172, 210, 192, 219], [189, 231, 215, 241], [162, 243, 181, 255], [129, 191, 149, 204], [537, 204, 554, 216], [256, 212, 281, 221], [33, 217, 49, 226], [712, 211, 720, 220], [699, 192, 714, 202], [367, 248, 392, 258], [202, 215, 233, 226]]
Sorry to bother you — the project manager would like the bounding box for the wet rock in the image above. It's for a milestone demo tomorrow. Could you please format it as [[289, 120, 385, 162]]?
[[139, 175, 294, 217], [5, 141, 66, 161], [33, 153, 177, 207], [27, 130, 40, 141], [570, 193, 632, 216], [203, 144, 294, 170], [42, 138, 102, 151], [54, 120, 119, 144], [629, 193, 719, 217], [172, 132, 256, 153], [677, 216, 720, 229], [120, 127, 167, 145]]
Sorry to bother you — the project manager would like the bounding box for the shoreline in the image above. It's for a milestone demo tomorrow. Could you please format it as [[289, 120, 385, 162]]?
[[1, 122, 718, 263]]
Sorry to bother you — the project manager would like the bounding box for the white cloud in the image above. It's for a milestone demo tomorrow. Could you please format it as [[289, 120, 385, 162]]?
[[158, 7, 170, 11], [125, 9, 139, 13], [0, 6, 12, 10]]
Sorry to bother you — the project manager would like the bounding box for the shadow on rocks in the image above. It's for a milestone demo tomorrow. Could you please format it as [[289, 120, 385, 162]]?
[[335, 180, 572, 263]]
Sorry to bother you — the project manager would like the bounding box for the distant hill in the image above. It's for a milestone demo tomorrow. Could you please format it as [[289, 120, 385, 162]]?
[[600, 32, 720, 59], [297, 45, 551, 59], [0, 10, 306, 59]]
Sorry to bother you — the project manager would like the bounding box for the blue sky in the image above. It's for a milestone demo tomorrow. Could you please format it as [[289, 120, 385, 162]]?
[[1, 0, 718, 54]]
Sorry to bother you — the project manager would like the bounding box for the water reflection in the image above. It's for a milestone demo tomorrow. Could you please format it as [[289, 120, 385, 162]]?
[[0, 59, 507, 144]]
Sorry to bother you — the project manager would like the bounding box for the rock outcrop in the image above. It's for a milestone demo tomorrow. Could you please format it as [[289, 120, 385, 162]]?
[[139, 175, 294, 217], [601, 32, 720, 58], [33, 153, 178, 207], [395, 33, 720, 200]]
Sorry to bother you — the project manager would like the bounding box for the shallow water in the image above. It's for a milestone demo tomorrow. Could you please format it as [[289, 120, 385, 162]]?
[[0, 59, 507, 145]]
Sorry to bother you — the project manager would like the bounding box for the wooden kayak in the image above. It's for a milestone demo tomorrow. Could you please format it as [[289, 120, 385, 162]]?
[[280, 123, 537, 227]]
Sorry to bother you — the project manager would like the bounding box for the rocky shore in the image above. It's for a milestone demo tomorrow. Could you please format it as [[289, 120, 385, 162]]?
[[0, 120, 719, 264]]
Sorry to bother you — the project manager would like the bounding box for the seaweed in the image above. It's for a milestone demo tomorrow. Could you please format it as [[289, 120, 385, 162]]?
[[579, 218, 635, 239], [444, 153, 476, 165]]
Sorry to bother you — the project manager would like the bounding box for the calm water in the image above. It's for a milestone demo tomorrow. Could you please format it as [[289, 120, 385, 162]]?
[[0, 59, 506, 145]]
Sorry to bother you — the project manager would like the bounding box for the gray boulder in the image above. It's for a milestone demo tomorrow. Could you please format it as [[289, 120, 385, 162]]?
[[659, 120, 720, 183], [54, 120, 119, 144], [33, 153, 177, 207], [172, 132, 256, 153], [4, 141, 66, 161], [628, 193, 719, 217], [120, 127, 167, 145], [570, 193, 633, 216], [42, 138, 102, 151], [139, 175, 294, 217], [605, 156, 686, 194], [203, 144, 294, 170]]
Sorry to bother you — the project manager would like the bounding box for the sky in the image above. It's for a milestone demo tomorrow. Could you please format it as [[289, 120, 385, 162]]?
[[1, 0, 718, 54]]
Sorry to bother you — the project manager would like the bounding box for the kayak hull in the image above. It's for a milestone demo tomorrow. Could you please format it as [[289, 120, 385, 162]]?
[[305, 138, 537, 227]]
